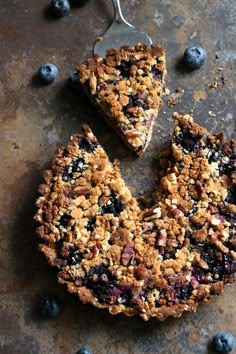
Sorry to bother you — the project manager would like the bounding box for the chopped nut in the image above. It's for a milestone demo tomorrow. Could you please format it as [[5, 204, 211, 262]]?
[[209, 81, 218, 89], [175, 87, 184, 94], [143, 207, 161, 221]]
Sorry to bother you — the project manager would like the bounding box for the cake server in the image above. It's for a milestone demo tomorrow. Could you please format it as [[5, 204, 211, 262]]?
[[93, 0, 152, 58]]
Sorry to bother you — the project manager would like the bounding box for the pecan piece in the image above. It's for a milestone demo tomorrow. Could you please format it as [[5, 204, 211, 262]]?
[[121, 241, 134, 266], [74, 186, 91, 196]]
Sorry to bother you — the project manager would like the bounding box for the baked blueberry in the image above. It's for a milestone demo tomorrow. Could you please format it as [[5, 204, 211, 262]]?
[[76, 348, 92, 354], [38, 295, 62, 318], [78, 136, 98, 152], [51, 0, 70, 17], [213, 331, 235, 353], [85, 218, 96, 232], [62, 157, 87, 181], [151, 66, 162, 80], [184, 45, 206, 69], [67, 247, 82, 265], [100, 194, 125, 216], [38, 63, 58, 83], [116, 60, 134, 78], [174, 129, 203, 152]]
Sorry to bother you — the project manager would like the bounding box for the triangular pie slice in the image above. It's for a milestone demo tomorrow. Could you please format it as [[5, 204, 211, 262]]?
[[35, 114, 236, 321], [77, 43, 166, 156]]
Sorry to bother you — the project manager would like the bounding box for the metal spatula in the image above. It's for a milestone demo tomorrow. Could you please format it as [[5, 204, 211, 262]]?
[[93, 0, 152, 58]]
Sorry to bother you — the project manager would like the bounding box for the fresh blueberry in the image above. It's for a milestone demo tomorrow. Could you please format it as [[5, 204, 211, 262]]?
[[184, 45, 206, 69], [213, 331, 235, 353], [38, 295, 62, 318], [76, 348, 92, 354], [69, 70, 82, 91], [51, 0, 70, 17], [38, 63, 58, 83]]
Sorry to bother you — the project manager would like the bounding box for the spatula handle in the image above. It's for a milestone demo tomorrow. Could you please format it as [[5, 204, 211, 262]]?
[[112, 0, 127, 24]]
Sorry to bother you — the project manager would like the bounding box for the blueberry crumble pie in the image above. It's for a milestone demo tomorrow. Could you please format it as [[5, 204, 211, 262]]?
[[35, 114, 236, 321], [76, 43, 166, 156]]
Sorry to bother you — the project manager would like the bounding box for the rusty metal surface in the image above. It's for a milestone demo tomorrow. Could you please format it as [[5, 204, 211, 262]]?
[[0, 1, 235, 353]]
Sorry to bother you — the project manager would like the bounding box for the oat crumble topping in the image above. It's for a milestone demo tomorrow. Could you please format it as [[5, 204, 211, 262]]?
[[35, 114, 236, 321]]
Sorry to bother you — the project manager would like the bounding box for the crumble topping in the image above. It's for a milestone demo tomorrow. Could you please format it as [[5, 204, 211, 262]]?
[[77, 43, 167, 155], [35, 114, 236, 321]]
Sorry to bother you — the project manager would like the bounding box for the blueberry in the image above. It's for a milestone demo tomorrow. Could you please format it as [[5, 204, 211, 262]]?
[[184, 45, 206, 69], [38, 295, 62, 318], [125, 93, 148, 110], [174, 129, 203, 152], [62, 157, 87, 181], [51, 0, 70, 17], [67, 247, 82, 265], [100, 194, 125, 216], [151, 66, 162, 81], [116, 60, 134, 78], [76, 348, 92, 354], [85, 218, 96, 232], [78, 136, 98, 153], [69, 70, 82, 91], [213, 331, 235, 353], [38, 63, 58, 83]]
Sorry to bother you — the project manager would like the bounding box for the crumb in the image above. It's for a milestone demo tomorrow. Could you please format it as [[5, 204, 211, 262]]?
[[209, 81, 219, 89], [96, 36, 103, 42], [175, 87, 184, 94], [168, 96, 180, 108], [208, 111, 216, 117], [215, 53, 220, 59], [164, 88, 170, 96]]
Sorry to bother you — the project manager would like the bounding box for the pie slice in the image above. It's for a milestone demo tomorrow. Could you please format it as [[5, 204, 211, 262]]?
[[77, 43, 166, 156], [35, 114, 236, 321]]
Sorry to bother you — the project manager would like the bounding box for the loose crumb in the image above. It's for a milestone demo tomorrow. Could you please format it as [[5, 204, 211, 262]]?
[[168, 96, 180, 108], [208, 111, 216, 117], [175, 87, 184, 94]]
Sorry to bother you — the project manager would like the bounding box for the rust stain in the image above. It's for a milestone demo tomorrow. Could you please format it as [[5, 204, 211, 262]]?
[[193, 89, 208, 102]]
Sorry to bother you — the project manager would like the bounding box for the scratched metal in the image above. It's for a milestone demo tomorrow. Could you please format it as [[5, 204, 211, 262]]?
[[0, 1, 235, 353]]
